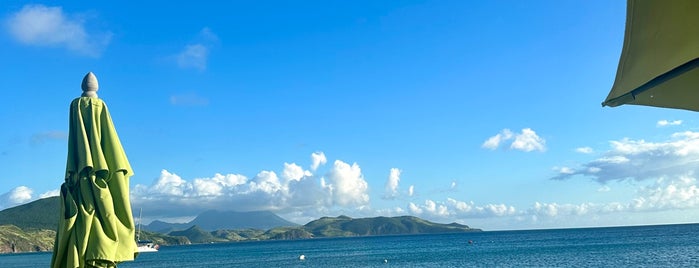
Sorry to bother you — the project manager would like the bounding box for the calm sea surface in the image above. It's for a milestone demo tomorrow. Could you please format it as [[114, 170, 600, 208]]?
[[2, 223, 698, 267]]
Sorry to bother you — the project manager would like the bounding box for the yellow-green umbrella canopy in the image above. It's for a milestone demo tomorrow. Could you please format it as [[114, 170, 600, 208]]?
[[602, 0, 699, 112], [51, 72, 137, 268]]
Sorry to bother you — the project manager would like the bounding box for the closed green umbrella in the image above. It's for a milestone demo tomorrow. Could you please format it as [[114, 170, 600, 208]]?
[[51, 72, 138, 268], [602, 0, 699, 111]]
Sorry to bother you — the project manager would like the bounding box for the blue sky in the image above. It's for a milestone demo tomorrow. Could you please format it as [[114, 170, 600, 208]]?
[[2, 1, 698, 231]]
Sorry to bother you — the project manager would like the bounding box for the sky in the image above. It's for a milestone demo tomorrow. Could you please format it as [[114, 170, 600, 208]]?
[[1, 0, 698, 231]]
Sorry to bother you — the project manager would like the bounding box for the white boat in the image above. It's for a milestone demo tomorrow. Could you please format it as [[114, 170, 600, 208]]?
[[136, 208, 159, 253], [137, 241, 159, 252]]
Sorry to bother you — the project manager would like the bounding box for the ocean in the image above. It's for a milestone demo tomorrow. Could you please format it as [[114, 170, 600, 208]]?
[[2, 223, 698, 267]]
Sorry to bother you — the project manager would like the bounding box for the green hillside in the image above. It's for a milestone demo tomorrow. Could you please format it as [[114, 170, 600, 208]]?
[[303, 215, 479, 237], [146, 210, 299, 232], [0, 196, 60, 230], [0, 225, 55, 252], [0, 198, 482, 253], [168, 225, 227, 244]]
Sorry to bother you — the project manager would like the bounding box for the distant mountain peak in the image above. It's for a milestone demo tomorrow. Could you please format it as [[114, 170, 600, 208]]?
[[145, 210, 297, 232]]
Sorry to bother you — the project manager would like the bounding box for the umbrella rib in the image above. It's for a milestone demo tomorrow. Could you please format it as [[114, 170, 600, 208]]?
[[602, 57, 699, 107]]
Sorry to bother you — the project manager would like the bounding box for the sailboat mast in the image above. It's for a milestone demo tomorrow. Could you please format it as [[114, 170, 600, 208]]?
[[137, 208, 142, 241]]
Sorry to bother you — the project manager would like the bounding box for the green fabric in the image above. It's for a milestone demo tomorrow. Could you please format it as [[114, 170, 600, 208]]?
[[603, 0, 699, 111], [51, 97, 137, 268]]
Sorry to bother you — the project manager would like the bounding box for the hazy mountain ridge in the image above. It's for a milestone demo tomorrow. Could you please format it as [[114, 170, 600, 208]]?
[[0, 197, 481, 253], [145, 210, 298, 232]]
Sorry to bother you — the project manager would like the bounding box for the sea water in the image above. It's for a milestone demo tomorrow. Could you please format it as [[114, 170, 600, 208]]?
[[2, 223, 698, 267]]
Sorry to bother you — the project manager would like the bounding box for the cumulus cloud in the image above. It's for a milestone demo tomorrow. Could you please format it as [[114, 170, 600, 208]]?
[[657, 120, 682, 127], [408, 198, 517, 219], [310, 152, 327, 171], [5, 4, 112, 57], [482, 128, 546, 152], [131, 152, 370, 220], [175, 27, 218, 70], [0, 186, 33, 209], [407, 185, 415, 197], [482, 129, 513, 150], [321, 160, 370, 207], [281, 163, 311, 183], [632, 176, 699, 210], [552, 131, 699, 183], [530, 176, 699, 219], [383, 168, 401, 199], [405, 177, 699, 227]]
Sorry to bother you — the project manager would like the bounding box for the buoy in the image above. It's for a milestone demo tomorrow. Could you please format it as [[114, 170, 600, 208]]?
[[384, 259, 388, 263], [299, 254, 306, 261]]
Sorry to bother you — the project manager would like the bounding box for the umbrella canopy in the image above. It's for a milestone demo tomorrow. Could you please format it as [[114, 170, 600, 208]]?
[[51, 72, 138, 268], [602, 0, 699, 112]]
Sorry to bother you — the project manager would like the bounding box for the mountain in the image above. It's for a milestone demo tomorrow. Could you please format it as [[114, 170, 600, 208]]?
[[145, 210, 298, 232], [153, 215, 479, 244], [302, 215, 480, 237], [0, 225, 55, 253], [0, 198, 483, 252], [0, 196, 60, 230], [168, 225, 227, 244]]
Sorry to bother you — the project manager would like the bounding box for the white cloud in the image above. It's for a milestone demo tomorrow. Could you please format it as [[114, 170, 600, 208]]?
[[175, 28, 218, 70], [554, 166, 574, 175], [405, 182, 699, 228], [408, 202, 423, 214], [383, 168, 401, 199], [657, 120, 682, 127], [130, 152, 370, 220], [5, 4, 111, 57], [482, 129, 513, 150], [482, 128, 545, 152], [531, 176, 699, 218], [39, 189, 60, 198], [250, 171, 282, 193], [407, 185, 415, 197], [151, 169, 189, 196], [531, 202, 590, 217], [281, 163, 311, 184], [575, 147, 593, 154], [511, 128, 546, 152], [310, 152, 327, 171], [408, 198, 517, 220], [552, 132, 699, 183], [632, 176, 699, 210], [0, 186, 33, 209], [322, 160, 370, 206]]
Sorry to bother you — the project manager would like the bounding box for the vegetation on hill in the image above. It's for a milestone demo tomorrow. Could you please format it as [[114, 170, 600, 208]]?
[[299, 215, 478, 238], [0, 196, 60, 230], [0, 198, 481, 253], [137, 229, 190, 246], [168, 225, 227, 244], [145, 210, 298, 232], [0, 225, 55, 253]]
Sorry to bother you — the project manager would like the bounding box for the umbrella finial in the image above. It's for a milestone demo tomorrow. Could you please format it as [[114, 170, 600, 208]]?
[[81, 72, 99, 97]]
